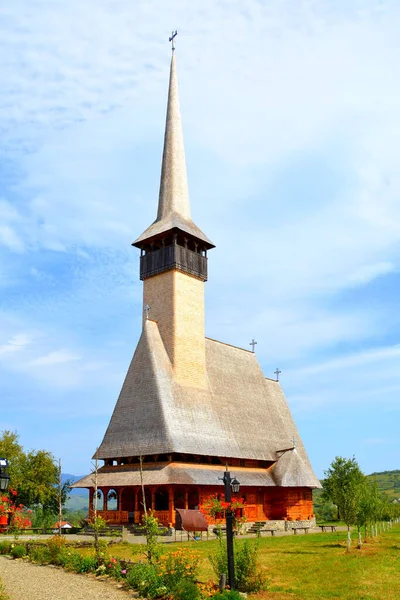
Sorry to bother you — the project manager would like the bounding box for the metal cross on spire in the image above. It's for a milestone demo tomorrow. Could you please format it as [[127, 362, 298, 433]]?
[[169, 30, 178, 53], [249, 339, 257, 353], [274, 368, 281, 381], [144, 304, 151, 320]]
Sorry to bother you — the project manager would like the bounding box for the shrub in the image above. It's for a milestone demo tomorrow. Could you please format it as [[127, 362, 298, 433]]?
[[209, 539, 268, 592], [78, 555, 98, 573], [173, 579, 201, 600], [160, 549, 200, 591], [47, 535, 66, 565], [142, 511, 163, 564], [0, 541, 11, 555], [10, 545, 26, 559], [211, 592, 242, 600], [29, 544, 51, 564], [58, 548, 83, 572], [126, 562, 164, 598], [106, 556, 122, 579]]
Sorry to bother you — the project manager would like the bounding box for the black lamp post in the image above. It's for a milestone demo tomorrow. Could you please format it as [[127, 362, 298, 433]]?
[[222, 469, 240, 590], [0, 458, 10, 492]]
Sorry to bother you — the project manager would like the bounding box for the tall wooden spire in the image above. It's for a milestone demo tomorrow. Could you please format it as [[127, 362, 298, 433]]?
[[133, 54, 214, 256], [157, 54, 190, 222]]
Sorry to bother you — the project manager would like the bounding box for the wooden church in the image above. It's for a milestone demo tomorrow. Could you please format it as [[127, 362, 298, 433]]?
[[73, 50, 320, 528]]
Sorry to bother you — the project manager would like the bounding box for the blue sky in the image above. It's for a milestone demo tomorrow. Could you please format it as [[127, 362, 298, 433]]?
[[1, 0, 400, 479]]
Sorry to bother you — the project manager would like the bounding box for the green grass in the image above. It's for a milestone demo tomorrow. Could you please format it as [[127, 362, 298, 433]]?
[[78, 525, 400, 600]]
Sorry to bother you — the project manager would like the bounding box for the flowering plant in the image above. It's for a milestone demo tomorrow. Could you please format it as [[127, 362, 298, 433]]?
[[199, 495, 247, 530], [0, 489, 32, 533], [0, 489, 17, 516]]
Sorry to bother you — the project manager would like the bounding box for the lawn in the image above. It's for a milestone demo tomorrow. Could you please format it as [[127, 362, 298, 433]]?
[[79, 525, 400, 600]]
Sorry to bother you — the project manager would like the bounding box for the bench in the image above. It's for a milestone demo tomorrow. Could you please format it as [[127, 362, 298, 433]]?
[[257, 528, 278, 537], [319, 525, 337, 532], [292, 527, 310, 535]]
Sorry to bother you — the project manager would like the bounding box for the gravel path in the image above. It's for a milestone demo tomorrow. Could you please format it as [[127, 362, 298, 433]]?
[[0, 556, 136, 600]]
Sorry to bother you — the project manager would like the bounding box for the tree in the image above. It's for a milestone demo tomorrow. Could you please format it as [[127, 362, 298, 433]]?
[[0, 431, 25, 489], [323, 456, 365, 552], [355, 479, 381, 547], [0, 430, 70, 515]]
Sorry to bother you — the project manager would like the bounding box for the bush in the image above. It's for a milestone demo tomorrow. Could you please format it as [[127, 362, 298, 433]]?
[[173, 580, 200, 600], [58, 548, 83, 572], [0, 541, 11, 555], [29, 544, 51, 564], [160, 549, 200, 590], [105, 556, 122, 579], [78, 555, 98, 573], [47, 535, 66, 565], [10, 545, 26, 559], [211, 592, 242, 600], [209, 539, 268, 592], [126, 562, 164, 598]]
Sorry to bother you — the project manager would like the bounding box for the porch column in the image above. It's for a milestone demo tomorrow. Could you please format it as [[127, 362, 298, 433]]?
[[103, 489, 108, 511], [89, 488, 94, 514], [184, 489, 188, 510], [169, 486, 175, 525], [151, 488, 155, 511], [134, 487, 140, 524]]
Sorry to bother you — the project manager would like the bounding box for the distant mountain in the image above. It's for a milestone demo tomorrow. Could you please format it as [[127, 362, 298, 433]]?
[[313, 468, 400, 511], [368, 469, 400, 501], [62, 473, 87, 497]]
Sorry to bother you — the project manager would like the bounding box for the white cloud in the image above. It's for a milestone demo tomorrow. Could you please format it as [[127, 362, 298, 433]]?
[[29, 350, 81, 367], [1, 0, 400, 473], [0, 225, 24, 252], [292, 344, 400, 377], [0, 333, 32, 357]]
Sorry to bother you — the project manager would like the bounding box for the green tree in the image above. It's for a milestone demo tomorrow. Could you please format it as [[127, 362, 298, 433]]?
[[0, 430, 70, 515], [323, 456, 365, 552], [355, 479, 381, 546], [0, 431, 25, 490]]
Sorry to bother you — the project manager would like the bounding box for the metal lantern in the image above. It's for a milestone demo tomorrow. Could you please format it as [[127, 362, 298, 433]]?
[[0, 458, 10, 492], [230, 477, 240, 494]]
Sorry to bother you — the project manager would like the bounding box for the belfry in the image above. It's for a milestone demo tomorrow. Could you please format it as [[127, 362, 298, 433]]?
[[74, 49, 320, 529]]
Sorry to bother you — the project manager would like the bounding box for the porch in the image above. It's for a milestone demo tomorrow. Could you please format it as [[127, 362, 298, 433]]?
[[88, 485, 314, 526]]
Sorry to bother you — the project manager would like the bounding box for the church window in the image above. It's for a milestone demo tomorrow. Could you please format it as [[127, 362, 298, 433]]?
[[107, 489, 118, 510], [94, 490, 104, 511]]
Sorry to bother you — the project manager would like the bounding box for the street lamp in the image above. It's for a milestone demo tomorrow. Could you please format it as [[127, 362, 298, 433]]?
[[0, 458, 10, 492], [222, 469, 240, 590]]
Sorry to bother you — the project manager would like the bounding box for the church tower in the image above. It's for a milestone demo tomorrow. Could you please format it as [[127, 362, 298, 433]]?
[[133, 54, 214, 389]]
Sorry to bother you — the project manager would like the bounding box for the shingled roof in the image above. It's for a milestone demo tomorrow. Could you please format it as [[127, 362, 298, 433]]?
[[91, 319, 319, 488]]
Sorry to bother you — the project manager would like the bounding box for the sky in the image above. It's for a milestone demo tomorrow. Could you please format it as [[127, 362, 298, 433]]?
[[1, 0, 400, 480]]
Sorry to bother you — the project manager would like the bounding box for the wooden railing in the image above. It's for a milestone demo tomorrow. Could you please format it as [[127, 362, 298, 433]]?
[[90, 509, 170, 525], [140, 245, 207, 281], [90, 510, 129, 523]]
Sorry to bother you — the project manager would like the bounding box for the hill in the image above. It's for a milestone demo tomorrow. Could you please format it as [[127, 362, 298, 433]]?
[[368, 469, 400, 502], [313, 468, 400, 518], [62, 473, 89, 512]]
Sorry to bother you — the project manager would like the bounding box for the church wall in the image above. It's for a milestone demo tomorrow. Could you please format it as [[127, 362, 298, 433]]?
[[89, 483, 315, 527]]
